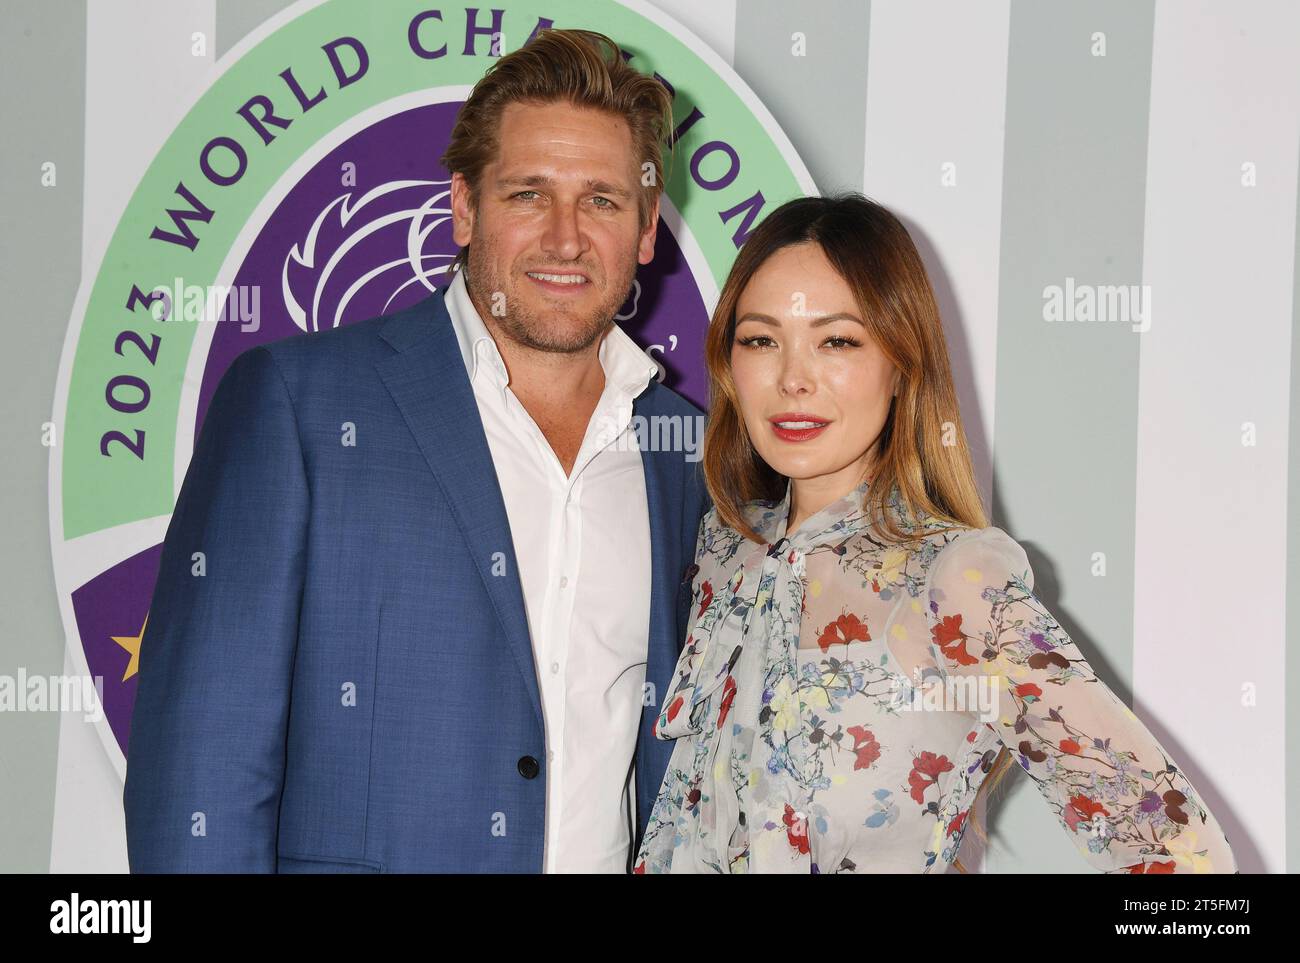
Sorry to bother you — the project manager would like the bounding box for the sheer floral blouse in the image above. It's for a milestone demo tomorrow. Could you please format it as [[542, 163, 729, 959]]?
[[634, 475, 1235, 874]]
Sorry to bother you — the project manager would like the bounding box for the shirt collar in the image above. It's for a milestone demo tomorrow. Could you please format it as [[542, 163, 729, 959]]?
[[597, 311, 660, 402], [443, 266, 659, 401], [444, 267, 507, 386]]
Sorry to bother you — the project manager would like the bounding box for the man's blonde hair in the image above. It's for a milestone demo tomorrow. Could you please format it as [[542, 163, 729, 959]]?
[[439, 28, 676, 276]]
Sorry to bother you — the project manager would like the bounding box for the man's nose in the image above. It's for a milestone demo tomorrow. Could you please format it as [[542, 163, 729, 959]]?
[[541, 201, 585, 261]]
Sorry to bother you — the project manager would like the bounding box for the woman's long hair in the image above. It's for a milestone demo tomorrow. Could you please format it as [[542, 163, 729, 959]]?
[[699, 191, 1011, 870]]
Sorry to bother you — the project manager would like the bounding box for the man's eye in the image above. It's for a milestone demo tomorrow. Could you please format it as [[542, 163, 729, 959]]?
[[513, 190, 538, 200], [592, 196, 613, 207]]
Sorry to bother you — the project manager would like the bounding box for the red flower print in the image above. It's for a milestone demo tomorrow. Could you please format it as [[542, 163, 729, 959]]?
[[783, 804, 810, 854], [1127, 860, 1177, 874], [697, 580, 714, 618], [846, 725, 881, 770], [947, 810, 967, 837], [1060, 738, 1082, 754], [817, 612, 871, 652], [1064, 793, 1110, 832], [907, 751, 954, 804], [1072, 794, 1110, 820], [665, 694, 684, 724], [931, 614, 979, 666], [907, 772, 931, 804], [1013, 682, 1042, 700], [634, 860, 645, 873], [717, 676, 737, 726]]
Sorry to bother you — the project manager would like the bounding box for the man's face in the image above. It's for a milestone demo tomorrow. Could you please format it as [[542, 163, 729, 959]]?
[[450, 99, 659, 354]]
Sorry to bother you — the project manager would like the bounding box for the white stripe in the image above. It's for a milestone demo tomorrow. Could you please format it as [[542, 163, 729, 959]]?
[[645, 0, 736, 65], [620, 0, 815, 195], [862, 0, 1012, 502], [1134, 0, 1300, 873], [80, 0, 219, 275], [53, 0, 218, 876]]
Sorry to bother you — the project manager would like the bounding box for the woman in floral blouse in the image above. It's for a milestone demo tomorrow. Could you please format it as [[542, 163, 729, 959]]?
[[635, 193, 1235, 874]]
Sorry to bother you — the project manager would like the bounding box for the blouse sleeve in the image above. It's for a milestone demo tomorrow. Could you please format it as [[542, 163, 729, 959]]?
[[924, 527, 1237, 874]]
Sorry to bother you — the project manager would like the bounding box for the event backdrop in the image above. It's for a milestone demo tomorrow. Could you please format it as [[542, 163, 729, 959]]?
[[2, 0, 1298, 873]]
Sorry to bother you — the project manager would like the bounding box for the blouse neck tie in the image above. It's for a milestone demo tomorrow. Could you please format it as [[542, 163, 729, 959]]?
[[654, 472, 895, 872]]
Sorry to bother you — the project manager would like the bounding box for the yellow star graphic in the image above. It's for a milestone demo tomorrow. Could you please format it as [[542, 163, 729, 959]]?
[[111, 613, 148, 682]]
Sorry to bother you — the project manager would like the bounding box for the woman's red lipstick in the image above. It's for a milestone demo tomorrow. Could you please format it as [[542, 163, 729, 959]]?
[[769, 412, 831, 442]]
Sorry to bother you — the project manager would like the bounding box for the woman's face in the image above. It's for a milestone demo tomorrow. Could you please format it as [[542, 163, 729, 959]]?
[[730, 241, 899, 494]]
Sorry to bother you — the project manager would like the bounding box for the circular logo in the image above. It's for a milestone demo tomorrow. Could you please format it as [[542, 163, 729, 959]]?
[[50, 0, 814, 775]]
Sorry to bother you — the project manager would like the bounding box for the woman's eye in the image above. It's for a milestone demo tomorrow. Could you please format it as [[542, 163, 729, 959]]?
[[735, 334, 861, 350]]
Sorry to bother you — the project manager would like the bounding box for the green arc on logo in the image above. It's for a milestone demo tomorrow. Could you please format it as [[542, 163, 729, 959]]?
[[57, 0, 812, 542], [51, 0, 815, 778]]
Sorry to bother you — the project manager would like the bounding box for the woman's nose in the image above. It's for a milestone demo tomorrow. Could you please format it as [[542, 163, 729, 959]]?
[[778, 351, 814, 396]]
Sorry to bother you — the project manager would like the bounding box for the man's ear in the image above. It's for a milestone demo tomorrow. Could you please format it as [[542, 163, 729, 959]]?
[[450, 172, 475, 248], [638, 192, 660, 266]]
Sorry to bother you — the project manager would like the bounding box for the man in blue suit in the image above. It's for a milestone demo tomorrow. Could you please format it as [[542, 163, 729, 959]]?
[[123, 28, 709, 873]]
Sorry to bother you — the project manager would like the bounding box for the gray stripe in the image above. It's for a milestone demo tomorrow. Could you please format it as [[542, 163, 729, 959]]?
[[216, 0, 296, 60], [0, 0, 87, 872], [985, 0, 1155, 872], [732, 0, 871, 195], [1288, 126, 1300, 874]]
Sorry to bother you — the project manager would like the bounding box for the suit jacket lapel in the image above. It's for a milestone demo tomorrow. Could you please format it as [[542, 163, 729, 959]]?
[[632, 383, 683, 857], [375, 289, 543, 730], [635, 388, 680, 720]]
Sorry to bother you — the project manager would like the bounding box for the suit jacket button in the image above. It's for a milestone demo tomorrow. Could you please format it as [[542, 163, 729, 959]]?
[[517, 755, 540, 779]]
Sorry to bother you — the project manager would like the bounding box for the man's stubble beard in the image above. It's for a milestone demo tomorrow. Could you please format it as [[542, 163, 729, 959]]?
[[465, 242, 639, 355]]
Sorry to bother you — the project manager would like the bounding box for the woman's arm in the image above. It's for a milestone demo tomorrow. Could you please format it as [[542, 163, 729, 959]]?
[[924, 527, 1236, 873]]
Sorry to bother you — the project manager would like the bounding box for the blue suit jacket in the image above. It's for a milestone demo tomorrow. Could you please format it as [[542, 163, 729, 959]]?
[[123, 286, 710, 872]]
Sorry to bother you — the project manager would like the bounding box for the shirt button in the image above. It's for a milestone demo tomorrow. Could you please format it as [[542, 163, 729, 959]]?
[[550, 661, 560, 674], [559, 576, 569, 588]]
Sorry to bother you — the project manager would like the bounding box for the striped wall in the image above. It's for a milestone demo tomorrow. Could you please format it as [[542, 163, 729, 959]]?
[[1131, 0, 1300, 877], [741, 0, 1298, 876], [4, 0, 1295, 873]]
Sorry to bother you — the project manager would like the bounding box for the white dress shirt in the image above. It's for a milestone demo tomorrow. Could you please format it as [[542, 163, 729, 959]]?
[[443, 267, 658, 873]]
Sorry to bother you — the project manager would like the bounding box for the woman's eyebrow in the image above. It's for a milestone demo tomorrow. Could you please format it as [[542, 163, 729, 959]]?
[[736, 311, 865, 327]]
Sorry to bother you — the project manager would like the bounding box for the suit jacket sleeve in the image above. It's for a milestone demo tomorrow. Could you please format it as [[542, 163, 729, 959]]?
[[123, 345, 308, 872]]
